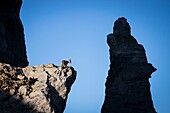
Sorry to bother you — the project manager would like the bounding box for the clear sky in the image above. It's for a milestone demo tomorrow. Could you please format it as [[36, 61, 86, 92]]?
[[21, 0, 170, 113]]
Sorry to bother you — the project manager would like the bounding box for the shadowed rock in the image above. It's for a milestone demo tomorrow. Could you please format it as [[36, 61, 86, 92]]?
[[0, 90, 38, 113], [0, 63, 77, 113], [101, 17, 157, 113], [0, 0, 28, 67]]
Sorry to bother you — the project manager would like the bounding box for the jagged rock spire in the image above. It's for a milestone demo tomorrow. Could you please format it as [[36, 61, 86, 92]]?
[[101, 17, 156, 113]]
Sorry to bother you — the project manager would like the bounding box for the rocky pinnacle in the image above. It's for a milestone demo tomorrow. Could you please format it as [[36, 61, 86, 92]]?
[[101, 17, 157, 113]]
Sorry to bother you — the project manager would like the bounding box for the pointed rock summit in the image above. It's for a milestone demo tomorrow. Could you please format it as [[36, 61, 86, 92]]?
[[101, 17, 157, 113], [0, 0, 28, 67]]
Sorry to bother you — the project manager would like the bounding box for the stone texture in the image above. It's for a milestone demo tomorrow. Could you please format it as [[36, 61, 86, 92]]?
[[0, 63, 76, 113], [101, 17, 157, 113], [0, 0, 28, 67]]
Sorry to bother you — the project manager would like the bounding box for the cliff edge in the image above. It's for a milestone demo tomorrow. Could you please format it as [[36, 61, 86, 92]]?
[[101, 17, 156, 113], [0, 63, 77, 113], [0, 1, 77, 113]]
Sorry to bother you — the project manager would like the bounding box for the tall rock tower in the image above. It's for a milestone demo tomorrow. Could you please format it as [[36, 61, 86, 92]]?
[[0, 0, 28, 67], [101, 17, 156, 113]]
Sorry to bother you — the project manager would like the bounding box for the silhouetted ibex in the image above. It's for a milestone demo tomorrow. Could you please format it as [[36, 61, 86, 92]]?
[[61, 59, 71, 68]]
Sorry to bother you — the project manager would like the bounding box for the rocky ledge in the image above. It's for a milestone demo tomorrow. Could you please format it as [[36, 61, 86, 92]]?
[[0, 63, 76, 113], [101, 17, 156, 113]]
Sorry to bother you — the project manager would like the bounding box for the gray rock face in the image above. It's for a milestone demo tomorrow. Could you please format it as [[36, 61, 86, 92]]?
[[0, 63, 76, 113], [101, 17, 157, 113], [0, 0, 28, 67]]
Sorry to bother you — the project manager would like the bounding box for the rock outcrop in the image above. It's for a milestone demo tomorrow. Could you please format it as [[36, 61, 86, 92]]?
[[0, 63, 76, 113], [101, 17, 156, 113], [0, 0, 28, 67]]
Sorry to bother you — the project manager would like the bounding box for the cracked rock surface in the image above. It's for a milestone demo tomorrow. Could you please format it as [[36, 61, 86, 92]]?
[[0, 63, 76, 113]]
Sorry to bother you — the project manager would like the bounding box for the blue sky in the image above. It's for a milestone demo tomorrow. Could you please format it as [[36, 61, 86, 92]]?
[[21, 0, 170, 113]]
